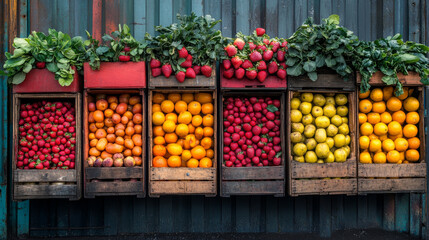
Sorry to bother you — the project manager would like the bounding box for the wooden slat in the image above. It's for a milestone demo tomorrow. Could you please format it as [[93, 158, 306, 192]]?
[[221, 181, 284, 196], [14, 170, 76, 182], [150, 168, 215, 181], [292, 159, 356, 178], [222, 166, 284, 180], [14, 185, 77, 198], [86, 167, 143, 179], [395, 193, 410, 233], [291, 179, 357, 196], [150, 181, 216, 195], [358, 163, 426, 178], [410, 193, 422, 236], [358, 178, 426, 193], [148, 64, 216, 88], [86, 181, 143, 196], [356, 71, 422, 86]]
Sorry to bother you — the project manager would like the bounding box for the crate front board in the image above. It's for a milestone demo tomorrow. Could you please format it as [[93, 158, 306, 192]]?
[[356, 71, 422, 86], [12, 93, 82, 200], [287, 89, 358, 196], [83, 89, 146, 198], [148, 89, 217, 197], [288, 72, 356, 90], [219, 91, 286, 197]]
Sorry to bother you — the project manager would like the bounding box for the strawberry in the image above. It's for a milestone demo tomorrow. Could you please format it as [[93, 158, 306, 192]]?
[[270, 41, 280, 52], [186, 68, 196, 78], [256, 28, 265, 36], [223, 68, 234, 79], [234, 38, 246, 50], [257, 61, 267, 70], [278, 62, 287, 69], [263, 50, 273, 61], [175, 71, 186, 83], [231, 56, 243, 69], [248, 42, 256, 50], [180, 60, 192, 68], [186, 54, 193, 61], [151, 67, 162, 77], [276, 50, 285, 62], [246, 69, 257, 80], [256, 45, 267, 51], [263, 39, 270, 45], [281, 41, 287, 48], [277, 69, 286, 79], [224, 44, 237, 57], [150, 59, 161, 68], [257, 71, 267, 82], [223, 59, 232, 70], [268, 61, 278, 74], [249, 51, 262, 62], [242, 60, 253, 69], [161, 64, 173, 78], [193, 65, 201, 75], [235, 68, 245, 79], [201, 65, 213, 77], [178, 47, 188, 58]]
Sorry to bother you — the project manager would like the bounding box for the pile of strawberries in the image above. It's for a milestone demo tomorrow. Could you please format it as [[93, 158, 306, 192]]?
[[222, 28, 288, 82]]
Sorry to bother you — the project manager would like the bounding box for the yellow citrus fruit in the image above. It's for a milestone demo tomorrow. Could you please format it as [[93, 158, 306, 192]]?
[[182, 93, 194, 104], [154, 136, 165, 145], [174, 100, 188, 113], [182, 150, 192, 161], [392, 111, 406, 125], [195, 127, 204, 140], [206, 149, 214, 158], [359, 151, 372, 164], [380, 112, 392, 124], [152, 104, 162, 113], [374, 122, 388, 136], [164, 133, 178, 144], [383, 86, 394, 101], [359, 99, 372, 113], [178, 111, 192, 124], [191, 146, 206, 160], [373, 152, 387, 164], [162, 120, 176, 133], [408, 137, 420, 149], [358, 113, 367, 124], [199, 157, 213, 168], [386, 97, 402, 112], [167, 156, 181, 167], [370, 88, 383, 102], [387, 150, 401, 163], [404, 97, 419, 112], [359, 90, 370, 99], [397, 88, 409, 100], [152, 112, 165, 126], [201, 137, 213, 150], [360, 122, 373, 136], [203, 127, 214, 137], [359, 136, 370, 149], [153, 126, 165, 137], [367, 113, 380, 125], [201, 103, 214, 114], [187, 158, 200, 168], [166, 143, 183, 156], [394, 138, 409, 152], [372, 101, 386, 113], [405, 149, 420, 162], [382, 139, 395, 152], [406, 112, 420, 125], [195, 93, 212, 104], [388, 121, 402, 136], [403, 124, 418, 138], [165, 113, 177, 124], [161, 100, 175, 113], [191, 115, 203, 127], [175, 123, 189, 138], [369, 139, 382, 152], [188, 101, 202, 115], [202, 114, 214, 127]]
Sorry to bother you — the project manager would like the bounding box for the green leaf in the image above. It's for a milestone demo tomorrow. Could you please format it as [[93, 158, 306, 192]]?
[[46, 62, 59, 72], [275, 152, 282, 158], [13, 38, 31, 51], [303, 61, 316, 72], [12, 72, 26, 84], [267, 105, 279, 112], [12, 49, 26, 58], [381, 75, 397, 85], [327, 14, 340, 25], [307, 71, 318, 81], [285, 58, 298, 66], [325, 58, 336, 68], [96, 46, 109, 55], [4, 57, 26, 68], [287, 65, 303, 76], [315, 55, 325, 67], [22, 62, 32, 73]]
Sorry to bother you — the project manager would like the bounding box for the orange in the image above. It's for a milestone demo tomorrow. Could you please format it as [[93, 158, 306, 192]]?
[[394, 138, 409, 152], [206, 149, 214, 158], [399, 151, 405, 162], [404, 97, 419, 112], [175, 124, 189, 138], [195, 127, 204, 140], [407, 137, 420, 149], [386, 97, 402, 112], [152, 156, 168, 167], [162, 120, 176, 133], [359, 90, 370, 99], [199, 157, 213, 168], [182, 93, 194, 104], [387, 150, 401, 163], [373, 122, 388, 136], [178, 111, 192, 124], [165, 133, 178, 144], [405, 149, 420, 162], [153, 126, 165, 137], [181, 150, 192, 161], [167, 156, 182, 167], [369, 133, 377, 141], [369, 139, 381, 152], [397, 88, 408, 100], [93, 110, 104, 123], [360, 122, 373, 136], [202, 114, 214, 127], [392, 111, 406, 124], [359, 99, 372, 113], [359, 136, 370, 149], [153, 93, 165, 104], [201, 103, 214, 114], [359, 152, 372, 164], [175, 100, 188, 113], [166, 143, 183, 156], [152, 112, 165, 125], [406, 112, 420, 124], [188, 124, 195, 134], [191, 146, 206, 160], [161, 100, 175, 113], [154, 136, 165, 145], [191, 115, 203, 127], [176, 139, 184, 147], [187, 158, 200, 168], [104, 109, 114, 118], [203, 127, 214, 137], [403, 124, 418, 138], [367, 113, 380, 125], [195, 93, 212, 104], [152, 104, 161, 113], [167, 93, 181, 103], [201, 137, 213, 149], [380, 112, 392, 124], [370, 88, 383, 102], [358, 113, 368, 124], [383, 86, 394, 101], [379, 134, 388, 141], [372, 101, 386, 113], [373, 152, 387, 164], [153, 145, 166, 156], [165, 113, 178, 124], [188, 101, 202, 115], [388, 121, 402, 136], [382, 139, 395, 152]]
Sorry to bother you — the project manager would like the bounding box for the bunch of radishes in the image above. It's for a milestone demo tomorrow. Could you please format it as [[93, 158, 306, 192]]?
[[223, 97, 282, 167], [222, 28, 287, 82], [16, 101, 76, 170]]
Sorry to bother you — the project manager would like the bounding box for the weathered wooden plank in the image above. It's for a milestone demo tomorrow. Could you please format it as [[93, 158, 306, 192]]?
[[204, 0, 221, 31], [14, 170, 76, 182], [265, 196, 278, 232], [235, 196, 250, 232], [235, 0, 250, 34], [86, 181, 143, 196], [383, 194, 395, 231], [222, 166, 284, 180], [221, 197, 232, 232], [150, 181, 216, 195], [288, 73, 356, 90], [249, 0, 262, 32], [394, 0, 406, 37], [410, 193, 422, 236], [191, 0, 203, 15], [118, 197, 133, 234], [133, 0, 146, 40], [292, 160, 356, 178], [382, 0, 394, 37], [395, 193, 410, 233], [278, 0, 294, 38], [132, 196, 146, 233], [222, 181, 284, 195], [145, 0, 157, 36], [159, 0, 173, 26], [344, 0, 358, 32], [358, 179, 426, 193], [205, 197, 222, 232], [358, 163, 426, 178], [265, 0, 278, 37], [145, 198, 158, 232], [294, 0, 307, 30], [17, 201, 29, 237], [291, 179, 357, 195], [249, 196, 261, 232], [151, 168, 216, 181], [56, 199, 69, 236], [190, 196, 204, 232], [319, 196, 332, 237], [220, 0, 233, 37], [86, 167, 143, 179], [408, 0, 421, 42], [319, 0, 332, 21], [357, 0, 371, 41], [294, 197, 307, 232], [14, 184, 77, 198]]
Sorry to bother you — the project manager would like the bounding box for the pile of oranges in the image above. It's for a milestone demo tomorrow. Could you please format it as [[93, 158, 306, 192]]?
[[358, 86, 421, 164], [152, 92, 214, 168]]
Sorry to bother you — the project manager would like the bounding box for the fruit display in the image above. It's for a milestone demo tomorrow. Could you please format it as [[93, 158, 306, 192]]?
[[222, 96, 282, 167], [16, 100, 77, 170], [358, 86, 421, 164], [86, 93, 143, 167], [222, 28, 287, 82], [290, 92, 352, 163], [151, 92, 214, 168]]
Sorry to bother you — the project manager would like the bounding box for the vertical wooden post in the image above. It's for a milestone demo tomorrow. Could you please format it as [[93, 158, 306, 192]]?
[[92, 0, 102, 41]]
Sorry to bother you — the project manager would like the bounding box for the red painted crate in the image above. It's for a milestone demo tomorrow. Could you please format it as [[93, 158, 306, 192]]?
[[84, 62, 146, 89], [220, 67, 287, 89], [12, 67, 81, 93]]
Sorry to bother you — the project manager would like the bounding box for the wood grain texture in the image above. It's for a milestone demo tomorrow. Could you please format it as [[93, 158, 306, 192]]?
[[221, 181, 284, 196], [150, 168, 216, 180], [356, 71, 423, 86], [222, 166, 284, 180], [358, 178, 426, 193], [288, 73, 356, 90], [150, 181, 216, 196], [358, 163, 426, 178]]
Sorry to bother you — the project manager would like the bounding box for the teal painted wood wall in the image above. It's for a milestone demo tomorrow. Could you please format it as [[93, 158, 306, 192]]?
[[2, 0, 429, 239]]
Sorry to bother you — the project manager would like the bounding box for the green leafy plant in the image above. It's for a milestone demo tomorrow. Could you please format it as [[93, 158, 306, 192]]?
[[352, 34, 429, 96], [85, 24, 146, 70], [3, 29, 86, 86], [285, 14, 358, 81]]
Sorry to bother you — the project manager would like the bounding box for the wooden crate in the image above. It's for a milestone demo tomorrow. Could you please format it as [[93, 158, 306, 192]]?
[[84, 62, 146, 89], [12, 93, 82, 200], [288, 71, 356, 91], [148, 89, 217, 197], [219, 91, 285, 197], [356, 79, 426, 194], [220, 67, 287, 89], [287, 89, 358, 196], [83, 89, 146, 198], [148, 64, 216, 89], [13, 67, 81, 93], [356, 71, 422, 86]]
